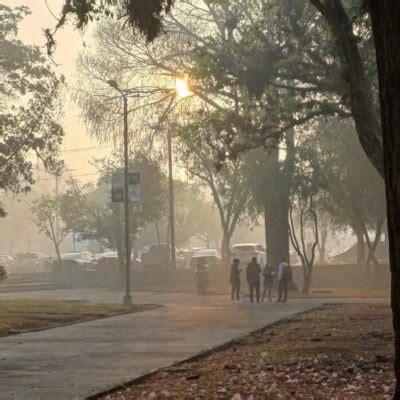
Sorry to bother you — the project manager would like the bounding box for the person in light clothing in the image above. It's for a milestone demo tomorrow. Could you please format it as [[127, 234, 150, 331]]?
[[277, 257, 291, 302]]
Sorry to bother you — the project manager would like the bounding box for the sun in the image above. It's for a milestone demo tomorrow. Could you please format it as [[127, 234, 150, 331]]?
[[175, 76, 191, 97]]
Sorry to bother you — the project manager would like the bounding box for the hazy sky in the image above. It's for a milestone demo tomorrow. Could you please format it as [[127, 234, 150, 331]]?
[[6, 0, 112, 183]]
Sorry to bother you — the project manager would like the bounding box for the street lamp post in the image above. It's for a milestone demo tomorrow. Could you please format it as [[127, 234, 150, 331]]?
[[122, 94, 132, 306], [108, 80, 133, 306], [166, 76, 191, 269], [167, 126, 176, 269]]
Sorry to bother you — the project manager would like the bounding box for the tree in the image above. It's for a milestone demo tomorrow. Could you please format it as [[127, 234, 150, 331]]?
[[0, 5, 64, 215], [146, 180, 222, 248], [61, 154, 167, 267], [309, 0, 382, 176], [314, 209, 332, 265], [287, 142, 324, 293], [31, 194, 68, 260], [289, 193, 319, 294], [51, 0, 172, 52], [178, 115, 252, 268], [366, 2, 400, 395], [306, 119, 386, 266], [243, 131, 295, 269], [170, 181, 221, 249]]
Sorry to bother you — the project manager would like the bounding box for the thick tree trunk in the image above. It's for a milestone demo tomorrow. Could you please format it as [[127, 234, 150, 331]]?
[[264, 200, 290, 270], [368, 2, 400, 397], [264, 133, 293, 271]]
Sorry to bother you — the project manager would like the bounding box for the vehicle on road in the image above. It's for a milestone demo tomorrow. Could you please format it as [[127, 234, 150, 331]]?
[[52, 252, 96, 272], [95, 251, 142, 271], [190, 249, 222, 269], [328, 241, 388, 264], [13, 252, 52, 272], [231, 243, 266, 267], [141, 244, 184, 269]]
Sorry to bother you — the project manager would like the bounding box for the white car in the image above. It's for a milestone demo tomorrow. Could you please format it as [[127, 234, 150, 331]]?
[[190, 249, 222, 269], [231, 243, 266, 267]]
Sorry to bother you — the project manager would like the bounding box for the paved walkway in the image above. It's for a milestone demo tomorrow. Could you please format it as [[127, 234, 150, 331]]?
[[0, 289, 327, 400]]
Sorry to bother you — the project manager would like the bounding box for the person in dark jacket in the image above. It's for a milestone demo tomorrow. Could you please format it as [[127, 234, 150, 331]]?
[[246, 257, 261, 303], [230, 258, 241, 301], [262, 265, 274, 302]]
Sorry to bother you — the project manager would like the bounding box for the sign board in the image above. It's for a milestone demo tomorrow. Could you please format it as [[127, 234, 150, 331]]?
[[111, 172, 141, 202]]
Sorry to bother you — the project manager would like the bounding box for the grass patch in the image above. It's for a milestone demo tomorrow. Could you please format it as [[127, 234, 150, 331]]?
[[0, 299, 159, 337]]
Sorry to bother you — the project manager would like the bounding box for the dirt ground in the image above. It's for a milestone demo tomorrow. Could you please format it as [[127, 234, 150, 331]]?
[[103, 303, 395, 399], [0, 300, 158, 337]]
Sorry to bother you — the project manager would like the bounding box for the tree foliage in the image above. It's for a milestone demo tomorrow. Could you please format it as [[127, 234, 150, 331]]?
[[49, 0, 173, 54], [31, 194, 68, 260], [0, 5, 64, 215], [61, 153, 166, 260]]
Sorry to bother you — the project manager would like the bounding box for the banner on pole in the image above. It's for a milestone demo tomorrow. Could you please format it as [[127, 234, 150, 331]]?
[[111, 172, 140, 202]]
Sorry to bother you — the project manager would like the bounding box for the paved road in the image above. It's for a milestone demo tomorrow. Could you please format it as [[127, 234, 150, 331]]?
[[0, 289, 327, 400]]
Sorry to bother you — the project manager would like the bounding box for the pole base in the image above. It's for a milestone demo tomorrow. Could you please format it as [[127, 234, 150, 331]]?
[[123, 294, 133, 306]]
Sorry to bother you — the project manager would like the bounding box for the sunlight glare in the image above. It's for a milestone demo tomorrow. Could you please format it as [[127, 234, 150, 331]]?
[[175, 76, 191, 97]]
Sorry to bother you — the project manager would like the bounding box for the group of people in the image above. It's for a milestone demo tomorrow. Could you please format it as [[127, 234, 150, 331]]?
[[230, 257, 292, 303]]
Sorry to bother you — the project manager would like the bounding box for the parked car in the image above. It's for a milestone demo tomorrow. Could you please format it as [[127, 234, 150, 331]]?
[[231, 243, 266, 266], [141, 244, 184, 269], [52, 252, 96, 272], [181, 248, 206, 269], [13, 252, 52, 272], [328, 241, 389, 264], [95, 251, 142, 271], [190, 249, 222, 269]]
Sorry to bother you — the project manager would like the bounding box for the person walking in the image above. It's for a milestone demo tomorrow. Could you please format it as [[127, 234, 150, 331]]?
[[246, 257, 261, 303], [230, 258, 241, 301], [262, 265, 274, 302], [277, 257, 291, 302]]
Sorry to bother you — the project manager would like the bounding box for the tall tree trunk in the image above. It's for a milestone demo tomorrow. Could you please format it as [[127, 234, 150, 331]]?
[[54, 241, 61, 261], [318, 239, 326, 265], [49, 218, 61, 261], [302, 266, 312, 294], [318, 224, 328, 265], [264, 200, 289, 270], [221, 232, 231, 269], [155, 222, 161, 245], [263, 132, 293, 270], [353, 222, 366, 265], [368, 2, 400, 397]]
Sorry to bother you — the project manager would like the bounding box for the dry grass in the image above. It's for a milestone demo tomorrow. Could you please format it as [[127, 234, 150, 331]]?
[[104, 303, 394, 399], [0, 300, 159, 337]]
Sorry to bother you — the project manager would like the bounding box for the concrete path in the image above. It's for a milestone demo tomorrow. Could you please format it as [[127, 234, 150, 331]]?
[[0, 289, 326, 400]]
